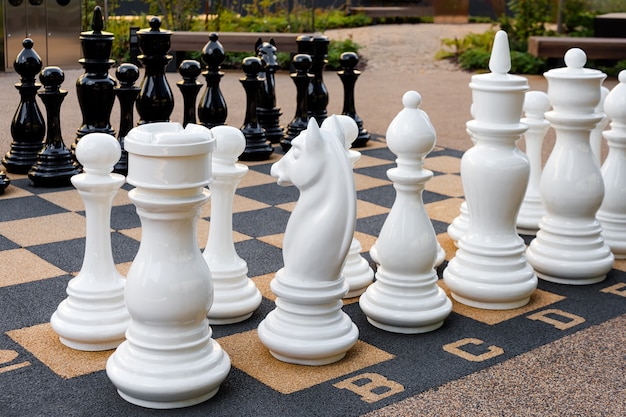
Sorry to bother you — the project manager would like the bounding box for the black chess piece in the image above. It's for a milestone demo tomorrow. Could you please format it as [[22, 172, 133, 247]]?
[[2, 39, 46, 174], [338, 52, 370, 148], [0, 171, 10, 194], [198, 33, 227, 129], [282, 54, 313, 152], [177, 60, 203, 127], [239, 57, 273, 161], [29, 67, 80, 188], [74, 6, 117, 154], [255, 38, 284, 144], [113, 63, 140, 175], [308, 35, 330, 125], [136, 17, 174, 124]]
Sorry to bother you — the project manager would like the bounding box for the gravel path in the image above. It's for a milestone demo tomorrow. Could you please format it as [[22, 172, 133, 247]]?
[[324, 23, 494, 73]]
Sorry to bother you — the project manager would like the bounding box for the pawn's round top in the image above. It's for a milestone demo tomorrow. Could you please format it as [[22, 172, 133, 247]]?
[[292, 54, 312, 72], [116, 63, 140, 86], [211, 125, 246, 165], [523, 90, 551, 118], [179, 59, 202, 80], [603, 70, 626, 122], [242, 57, 263, 76], [339, 52, 359, 70], [14, 38, 43, 80], [201, 33, 226, 68], [386, 90, 436, 160], [565, 48, 586, 69], [402, 90, 422, 109], [39, 66, 65, 91], [75, 132, 122, 174]]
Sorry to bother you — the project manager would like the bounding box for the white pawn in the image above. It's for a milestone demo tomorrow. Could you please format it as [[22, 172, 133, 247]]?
[[107, 123, 230, 409], [204, 126, 261, 323], [596, 70, 626, 259], [322, 115, 374, 298], [443, 31, 537, 310], [50, 133, 129, 351], [526, 49, 614, 284], [516, 91, 551, 235], [359, 91, 452, 333], [591, 86, 610, 166], [257, 117, 359, 365]]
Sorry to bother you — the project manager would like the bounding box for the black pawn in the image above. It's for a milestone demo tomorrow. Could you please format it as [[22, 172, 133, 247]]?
[[338, 52, 370, 148], [2, 38, 46, 174], [113, 63, 140, 175], [29, 67, 80, 188], [256, 38, 284, 144], [74, 6, 117, 153], [136, 17, 174, 124], [239, 57, 273, 161], [198, 33, 227, 129], [0, 171, 10, 194], [177, 60, 203, 127], [307, 35, 330, 125], [282, 54, 313, 152]]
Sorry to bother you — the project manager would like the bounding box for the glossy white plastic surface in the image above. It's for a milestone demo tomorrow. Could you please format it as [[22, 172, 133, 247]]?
[[257, 117, 359, 365], [597, 70, 626, 259], [526, 49, 615, 284], [444, 31, 537, 310], [359, 91, 452, 333], [322, 115, 374, 298], [517, 91, 551, 235], [51, 133, 129, 351], [106, 122, 230, 409], [204, 125, 262, 323]]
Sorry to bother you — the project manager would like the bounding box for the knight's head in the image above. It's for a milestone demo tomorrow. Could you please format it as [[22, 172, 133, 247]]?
[[271, 118, 335, 189], [255, 38, 279, 69]]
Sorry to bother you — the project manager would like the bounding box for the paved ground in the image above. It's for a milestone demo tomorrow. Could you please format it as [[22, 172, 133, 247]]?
[[0, 22, 616, 160]]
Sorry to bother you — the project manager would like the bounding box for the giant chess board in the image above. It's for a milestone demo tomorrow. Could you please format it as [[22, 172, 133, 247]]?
[[1, 138, 625, 416]]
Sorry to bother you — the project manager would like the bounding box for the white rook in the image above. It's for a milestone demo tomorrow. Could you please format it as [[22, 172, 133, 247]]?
[[526, 49, 615, 284], [106, 122, 230, 409], [443, 31, 537, 310], [51, 133, 129, 351]]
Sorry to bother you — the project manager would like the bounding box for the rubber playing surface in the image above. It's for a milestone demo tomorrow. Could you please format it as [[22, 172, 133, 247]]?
[[1, 137, 625, 416]]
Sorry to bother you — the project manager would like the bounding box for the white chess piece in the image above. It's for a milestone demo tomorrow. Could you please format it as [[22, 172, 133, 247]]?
[[50, 133, 129, 351], [322, 115, 374, 298], [106, 123, 230, 409], [204, 125, 261, 323], [526, 49, 615, 284], [359, 91, 452, 333], [516, 91, 551, 235], [257, 117, 359, 365], [591, 86, 610, 166], [596, 70, 626, 259], [443, 31, 537, 310]]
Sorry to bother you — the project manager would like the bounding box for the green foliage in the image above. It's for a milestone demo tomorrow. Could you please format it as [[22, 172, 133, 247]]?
[[107, 16, 147, 64], [499, 0, 553, 51], [561, 0, 595, 36], [216, 38, 361, 71], [145, 0, 197, 31]]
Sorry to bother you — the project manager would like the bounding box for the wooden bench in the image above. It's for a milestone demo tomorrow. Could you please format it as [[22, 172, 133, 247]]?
[[169, 31, 303, 54], [528, 36, 626, 60], [348, 5, 433, 18]]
